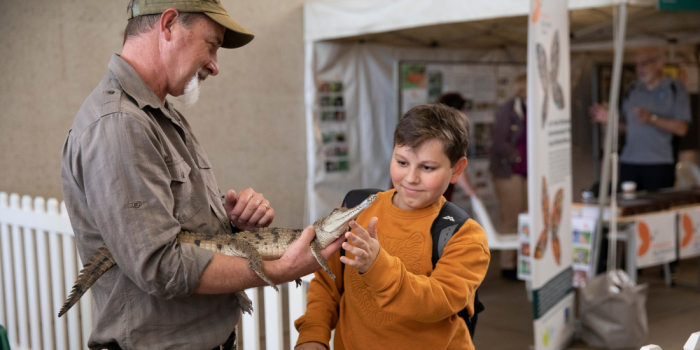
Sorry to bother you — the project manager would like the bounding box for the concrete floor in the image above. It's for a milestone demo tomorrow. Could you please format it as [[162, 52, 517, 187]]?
[[472, 252, 700, 350]]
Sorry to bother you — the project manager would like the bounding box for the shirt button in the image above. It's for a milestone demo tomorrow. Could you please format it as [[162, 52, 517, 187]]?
[[107, 90, 115, 95], [181, 172, 185, 179], [133, 202, 140, 208]]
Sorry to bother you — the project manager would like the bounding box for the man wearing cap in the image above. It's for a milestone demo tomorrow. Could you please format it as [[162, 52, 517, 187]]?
[[590, 47, 691, 191], [61, 1, 343, 349]]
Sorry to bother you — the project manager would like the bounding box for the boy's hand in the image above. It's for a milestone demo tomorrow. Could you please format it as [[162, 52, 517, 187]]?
[[340, 218, 380, 274]]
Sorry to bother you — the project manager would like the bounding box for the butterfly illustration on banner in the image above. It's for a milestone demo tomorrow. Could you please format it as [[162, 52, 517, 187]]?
[[681, 214, 694, 248], [534, 177, 563, 265], [536, 30, 565, 127]]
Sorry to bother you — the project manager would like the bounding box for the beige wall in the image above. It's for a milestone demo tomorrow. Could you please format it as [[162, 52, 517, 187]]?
[[0, 0, 309, 228]]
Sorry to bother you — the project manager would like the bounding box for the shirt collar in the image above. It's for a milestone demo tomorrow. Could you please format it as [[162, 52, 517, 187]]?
[[636, 74, 672, 93], [108, 54, 168, 111], [108, 54, 184, 125]]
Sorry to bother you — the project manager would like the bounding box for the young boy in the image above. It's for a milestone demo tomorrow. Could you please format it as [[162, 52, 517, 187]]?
[[295, 104, 491, 350]]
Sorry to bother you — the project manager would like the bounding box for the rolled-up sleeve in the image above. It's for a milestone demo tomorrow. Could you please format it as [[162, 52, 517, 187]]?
[[73, 112, 212, 298]]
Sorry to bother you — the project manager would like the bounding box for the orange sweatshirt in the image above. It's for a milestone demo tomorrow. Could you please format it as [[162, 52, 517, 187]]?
[[295, 190, 490, 350]]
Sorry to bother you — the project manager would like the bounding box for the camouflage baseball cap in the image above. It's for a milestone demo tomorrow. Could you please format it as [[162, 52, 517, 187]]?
[[127, 0, 254, 48]]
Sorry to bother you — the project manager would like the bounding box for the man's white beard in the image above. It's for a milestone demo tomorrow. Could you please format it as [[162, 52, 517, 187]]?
[[177, 70, 203, 107]]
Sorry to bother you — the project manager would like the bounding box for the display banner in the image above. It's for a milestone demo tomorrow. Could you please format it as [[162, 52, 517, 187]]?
[[527, 0, 574, 348], [678, 206, 700, 259], [635, 211, 677, 268]]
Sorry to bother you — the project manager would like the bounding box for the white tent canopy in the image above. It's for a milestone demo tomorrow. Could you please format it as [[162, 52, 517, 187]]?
[[305, 0, 700, 50]]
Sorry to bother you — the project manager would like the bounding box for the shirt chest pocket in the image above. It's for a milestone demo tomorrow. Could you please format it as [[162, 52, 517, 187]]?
[[166, 158, 201, 223], [195, 147, 231, 230]]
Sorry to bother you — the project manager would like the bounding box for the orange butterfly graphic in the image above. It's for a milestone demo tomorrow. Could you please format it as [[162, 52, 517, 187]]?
[[534, 177, 563, 265], [532, 0, 541, 23], [681, 214, 693, 248]]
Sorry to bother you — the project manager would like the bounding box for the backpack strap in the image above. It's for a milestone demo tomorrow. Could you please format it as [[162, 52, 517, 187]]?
[[430, 201, 470, 269], [430, 201, 484, 340]]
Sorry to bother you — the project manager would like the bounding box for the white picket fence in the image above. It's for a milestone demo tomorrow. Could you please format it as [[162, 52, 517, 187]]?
[[0, 191, 313, 350]]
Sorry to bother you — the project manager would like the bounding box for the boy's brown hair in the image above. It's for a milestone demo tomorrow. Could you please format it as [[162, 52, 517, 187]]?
[[394, 104, 470, 166]]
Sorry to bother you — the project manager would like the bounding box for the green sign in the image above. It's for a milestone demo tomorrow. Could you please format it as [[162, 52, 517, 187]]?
[[658, 0, 700, 11]]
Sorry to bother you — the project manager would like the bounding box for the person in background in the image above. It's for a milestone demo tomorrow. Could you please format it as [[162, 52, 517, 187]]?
[[589, 47, 691, 191], [490, 74, 528, 280], [438, 92, 478, 200]]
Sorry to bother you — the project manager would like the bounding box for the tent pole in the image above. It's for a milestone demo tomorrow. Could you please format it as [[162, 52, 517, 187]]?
[[592, 2, 628, 276]]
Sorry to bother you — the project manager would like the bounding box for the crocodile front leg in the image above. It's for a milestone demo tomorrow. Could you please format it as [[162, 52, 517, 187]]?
[[310, 239, 335, 280], [232, 238, 279, 291]]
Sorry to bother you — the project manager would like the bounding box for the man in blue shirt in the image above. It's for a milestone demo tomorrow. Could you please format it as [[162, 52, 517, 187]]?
[[590, 47, 691, 191]]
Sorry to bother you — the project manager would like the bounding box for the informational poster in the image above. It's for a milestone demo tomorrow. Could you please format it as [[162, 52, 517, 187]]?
[[318, 81, 350, 173], [398, 62, 526, 218], [635, 212, 678, 268], [678, 206, 700, 259], [400, 64, 428, 114], [527, 0, 574, 349], [518, 214, 532, 280], [571, 218, 596, 287]]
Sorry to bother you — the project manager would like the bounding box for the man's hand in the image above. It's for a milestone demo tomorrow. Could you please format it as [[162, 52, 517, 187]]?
[[225, 189, 274, 231], [295, 342, 328, 350], [275, 225, 344, 279], [589, 103, 609, 124], [340, 218, 380, 274], [634, 107, 653, 124]]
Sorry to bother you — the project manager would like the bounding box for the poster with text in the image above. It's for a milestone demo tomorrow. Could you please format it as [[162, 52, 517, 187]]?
[[678, 206, 700, 259], [635, 212, 677, 268], [400, 63, 428, 114], [527, 0, 574, 348]]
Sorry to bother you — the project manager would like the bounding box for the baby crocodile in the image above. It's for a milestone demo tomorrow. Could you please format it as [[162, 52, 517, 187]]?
[[58, 194, 377, 317]]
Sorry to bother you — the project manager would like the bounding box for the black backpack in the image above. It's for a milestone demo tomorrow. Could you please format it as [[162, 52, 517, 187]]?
[[340, 189, 485, 339]]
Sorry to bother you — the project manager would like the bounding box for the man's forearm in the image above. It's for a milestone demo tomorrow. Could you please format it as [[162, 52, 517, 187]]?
[[653, 117, 688, 136], [195, 253, 295, 294]]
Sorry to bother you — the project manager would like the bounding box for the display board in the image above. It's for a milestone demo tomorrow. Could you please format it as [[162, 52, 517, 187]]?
[[635, 212, 678, 268], [678, 206, 700, 259], [399, 62, 526, 217], [527, 0, 575, 349], [317, 81, 350, 173]]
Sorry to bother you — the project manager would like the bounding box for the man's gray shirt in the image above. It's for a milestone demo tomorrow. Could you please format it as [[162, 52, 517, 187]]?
[[620, 76, 691, 165], [61, 54, 240, 350]]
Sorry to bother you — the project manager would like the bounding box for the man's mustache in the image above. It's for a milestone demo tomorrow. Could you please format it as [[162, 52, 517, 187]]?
[[197, 70, 209, 82]]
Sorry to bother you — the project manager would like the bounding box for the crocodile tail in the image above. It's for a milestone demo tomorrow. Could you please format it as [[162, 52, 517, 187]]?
[[58, 246, 116, 317]]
